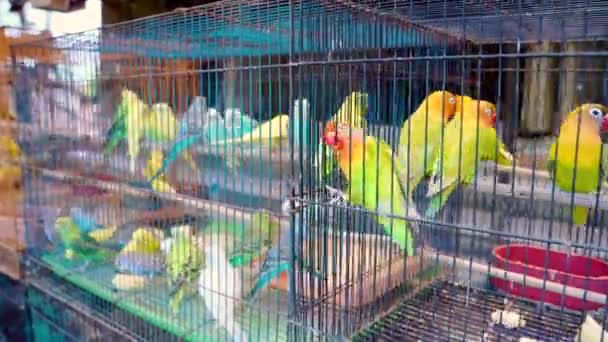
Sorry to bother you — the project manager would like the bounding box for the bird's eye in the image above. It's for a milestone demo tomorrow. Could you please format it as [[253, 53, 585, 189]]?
[[590, 107, 603, 118], [448, 97, 456, 105], [485, 108, 493, 117]]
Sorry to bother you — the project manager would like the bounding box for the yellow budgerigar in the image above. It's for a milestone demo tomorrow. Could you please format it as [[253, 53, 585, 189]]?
[[145, 149, 176, 193], [121, 228, 162, 254]]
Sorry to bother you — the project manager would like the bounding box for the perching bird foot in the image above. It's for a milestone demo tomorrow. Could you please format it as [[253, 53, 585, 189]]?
[[325, 185, 348, 204]]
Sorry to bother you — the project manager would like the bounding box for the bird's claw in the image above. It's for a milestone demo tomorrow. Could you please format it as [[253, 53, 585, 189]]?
[[325, 185, 347, 204]]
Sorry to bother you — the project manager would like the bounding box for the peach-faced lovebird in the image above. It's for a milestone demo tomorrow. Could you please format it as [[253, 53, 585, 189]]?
[[323, 122, 416, 256], [425, 97, 513, 217], [547, 103, 608, 227]]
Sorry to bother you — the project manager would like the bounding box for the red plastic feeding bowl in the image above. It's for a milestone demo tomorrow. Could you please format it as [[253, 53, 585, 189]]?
[[490, 244, 608, 311]]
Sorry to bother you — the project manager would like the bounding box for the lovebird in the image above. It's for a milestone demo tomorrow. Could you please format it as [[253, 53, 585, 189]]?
[[145, 149, 176, 193], [547, 103, 608, 227], [323, 122, 417, 256], [397, 90, 458, 199], [317, 92, 369, 181], [199, 241, 248, 342], [103, 89, 148, 173], [425, 97, 513, 217], [167, 227, 204, 316], [55, 216, 115, 263]]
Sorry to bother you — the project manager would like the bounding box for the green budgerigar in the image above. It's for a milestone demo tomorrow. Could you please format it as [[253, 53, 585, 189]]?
[[55, 216, 115, 263], [103, 89, 149, 173], [323, 122, 417, 256], [425, 97, 513, 217], [166, 228, 204, 316]]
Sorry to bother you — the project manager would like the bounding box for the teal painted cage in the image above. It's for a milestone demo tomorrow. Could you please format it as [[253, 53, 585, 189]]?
[[9, 0, 608, 341]]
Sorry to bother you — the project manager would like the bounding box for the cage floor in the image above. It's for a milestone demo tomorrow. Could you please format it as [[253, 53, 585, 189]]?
[[353, 280, 583, 342], [39, 250, 290, 342]]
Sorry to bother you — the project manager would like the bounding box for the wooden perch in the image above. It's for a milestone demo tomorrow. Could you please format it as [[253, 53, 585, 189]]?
[[31, 166, 288, 224]]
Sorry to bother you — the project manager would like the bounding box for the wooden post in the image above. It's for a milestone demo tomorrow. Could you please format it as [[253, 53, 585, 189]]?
[[558, 41, 605, 122], [520, 41, 557, 136]]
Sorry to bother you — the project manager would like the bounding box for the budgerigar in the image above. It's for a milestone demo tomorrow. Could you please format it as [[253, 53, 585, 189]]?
[[323, 122, 417, 256], [167, 227, 204, 315], [121, 228, 163, 254], [199, 241, 248, 342], [70, 207, 103, 234], [115, 251, 165, 276], [547, 103, 608, 228], [144, 102, 198, 172], [103, 89, 148, 173], [397, 90, 458, 199], [425, 97, 513, 217], [145, 149, 176, 193], [55, 217, 115, 263], [151, 107, 222, 182], [317, 92, 369, 181]]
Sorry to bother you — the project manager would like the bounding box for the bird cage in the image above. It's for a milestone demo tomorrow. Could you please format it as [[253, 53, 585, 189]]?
[[10, 0, 608, 341], [0, 26, 63, 280]]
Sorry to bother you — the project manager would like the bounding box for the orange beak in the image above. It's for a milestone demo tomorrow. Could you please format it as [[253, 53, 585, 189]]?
[[492, 113, 497, 128]]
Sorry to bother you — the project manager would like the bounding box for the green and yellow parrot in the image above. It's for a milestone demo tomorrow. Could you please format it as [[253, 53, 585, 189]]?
[[145, 149, 176, 193], [547, 103, 608, 227], [103, 89, 148, 173], [55, 216, 115, 263], [167, 227, 204, 315], [425, 97, 513, 217], [323, 122, 416, 256], [397, 90, 458, 198], [121, 227, 163, 254], [317, 92, 369, 180], [143, 103, 198, 172]]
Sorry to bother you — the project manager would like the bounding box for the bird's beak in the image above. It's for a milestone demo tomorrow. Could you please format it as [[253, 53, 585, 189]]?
[[323, 131, 337, 146], [492, 113, 497, 128], [323, 122, 338, 146], [601, 117, 608, 133]]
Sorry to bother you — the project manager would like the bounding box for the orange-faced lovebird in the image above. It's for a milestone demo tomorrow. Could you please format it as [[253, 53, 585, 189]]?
[[425, 97, 513, 217], [398, 90, 458, 199], [323, 122, 417, 256]]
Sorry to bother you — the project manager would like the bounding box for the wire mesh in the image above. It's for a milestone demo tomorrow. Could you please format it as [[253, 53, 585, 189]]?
[[7, 0, 608, 341]]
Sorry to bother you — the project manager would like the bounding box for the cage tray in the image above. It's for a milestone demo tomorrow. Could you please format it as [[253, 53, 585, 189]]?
[[40, 250, 289, 342], [353, 280, 582, 342]]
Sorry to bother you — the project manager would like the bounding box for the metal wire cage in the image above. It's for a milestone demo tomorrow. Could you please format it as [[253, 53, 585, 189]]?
[[9, 0, 608, 341]]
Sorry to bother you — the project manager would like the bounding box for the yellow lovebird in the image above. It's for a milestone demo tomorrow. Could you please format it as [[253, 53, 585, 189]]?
[[397, 90, 458, 199], [547, 103, 608, 227], [425, 97, 513, 217]]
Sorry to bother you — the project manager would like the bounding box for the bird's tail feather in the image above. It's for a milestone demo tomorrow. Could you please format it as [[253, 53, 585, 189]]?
[[572, 205, 589, 226], [425, 183, 457, 218], [170, 284, 188, 316]]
